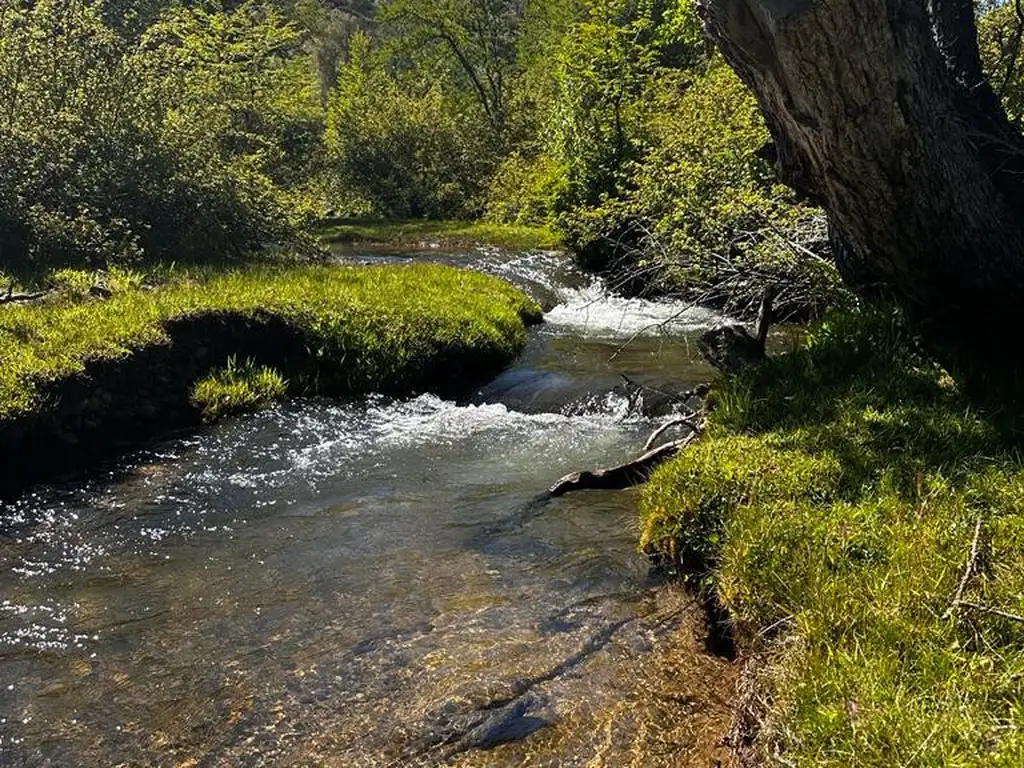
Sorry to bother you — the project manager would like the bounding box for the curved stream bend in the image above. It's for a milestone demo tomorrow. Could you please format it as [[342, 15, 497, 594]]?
[[0, 247, 738, 767]]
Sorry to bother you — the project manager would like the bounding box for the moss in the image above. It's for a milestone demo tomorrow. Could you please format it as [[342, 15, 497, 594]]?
[[314, 218, 562, 250], [641, 307, 1024, 766], [190, 357, 287, 421]]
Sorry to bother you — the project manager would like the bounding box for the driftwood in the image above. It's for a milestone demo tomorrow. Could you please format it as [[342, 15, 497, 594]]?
[[548, 430, 701, 497], [547, 290, 774, 497]]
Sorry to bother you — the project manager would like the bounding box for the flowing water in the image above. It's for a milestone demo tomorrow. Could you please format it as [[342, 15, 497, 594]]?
[[0, 247, 743, 767]]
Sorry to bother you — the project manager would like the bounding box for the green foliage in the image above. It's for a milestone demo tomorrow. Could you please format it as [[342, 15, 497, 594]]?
[[0, 263, 540, 421], [379, 0, 523, 132], [0, 0, 322, 278], [191, 356, 287, 421], [556, 55, 846, 318], [326, 33, 497, 218], [641, 308, 1024, 765], [471, 0, 843, 318], [484, 152, 571, 226], [979, 1, 1024, 127], [542, 0, 708, 212]]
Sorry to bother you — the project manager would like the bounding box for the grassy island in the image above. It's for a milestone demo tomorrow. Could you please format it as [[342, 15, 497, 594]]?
[[0, 262, 540, 493]]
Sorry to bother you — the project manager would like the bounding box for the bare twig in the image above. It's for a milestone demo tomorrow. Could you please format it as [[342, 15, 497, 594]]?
[[607, 303, 701, 362], [957, 601, 1024, 625], [619, 374, 702, 407], [644, 416, 700, 451], [942, 515, 984, 620]]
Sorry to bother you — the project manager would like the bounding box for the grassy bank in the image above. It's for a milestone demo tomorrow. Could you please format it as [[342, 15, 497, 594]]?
[[1, 262, 539, 420], [316, 218, 562, 251], [0, 262, 539, 492], [641, 310, 1024, 765]]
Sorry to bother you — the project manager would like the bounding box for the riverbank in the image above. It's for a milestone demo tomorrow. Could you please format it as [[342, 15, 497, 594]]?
[[315, 218, 562, 251], [641, 309, 1024, 765], [0, 262, 540, 495]]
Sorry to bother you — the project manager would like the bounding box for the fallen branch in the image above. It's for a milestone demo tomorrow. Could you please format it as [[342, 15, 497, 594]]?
[[0, 282, 46, 305], [942, 515, 984, 621], [956, 601, 1024, 625], [0, 292, 45, 304], [548, 431, 700, 497], [644, 416, 698, 451]]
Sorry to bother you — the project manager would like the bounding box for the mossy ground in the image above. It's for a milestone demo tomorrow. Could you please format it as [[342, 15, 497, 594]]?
[[0, 262, 540, 421], [315, 218, 562, 251], [641, 309, 1024, 766]]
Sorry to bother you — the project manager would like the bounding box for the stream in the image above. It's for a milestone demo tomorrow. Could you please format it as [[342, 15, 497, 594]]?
[[0, 246, 741, 767]]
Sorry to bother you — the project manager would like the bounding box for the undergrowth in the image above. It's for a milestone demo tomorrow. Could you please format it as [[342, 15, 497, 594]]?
[[0, 262, 540, 421], [641, 308, 1024, 765]]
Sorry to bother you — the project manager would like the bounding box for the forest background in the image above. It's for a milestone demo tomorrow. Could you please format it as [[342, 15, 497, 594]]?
[[9, 0, 1018, 317]]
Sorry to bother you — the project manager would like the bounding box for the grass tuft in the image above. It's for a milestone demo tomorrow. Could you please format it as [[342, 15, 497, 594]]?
[[641, 307, 1024, 766], [190, 356, 287, 422]]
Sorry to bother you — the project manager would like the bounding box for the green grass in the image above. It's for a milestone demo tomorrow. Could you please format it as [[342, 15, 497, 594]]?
[[641, 309, 1024, 766], [315, 218, 562, 250], [190, 356, 288, 422], [0, 262, 540, 421]]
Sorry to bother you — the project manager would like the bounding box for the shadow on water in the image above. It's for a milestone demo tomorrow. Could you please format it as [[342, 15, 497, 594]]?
[[0, 246, 740, 767]]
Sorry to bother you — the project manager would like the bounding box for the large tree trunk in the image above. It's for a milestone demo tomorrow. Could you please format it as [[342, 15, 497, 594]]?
[[698, 0, 1024, 391]]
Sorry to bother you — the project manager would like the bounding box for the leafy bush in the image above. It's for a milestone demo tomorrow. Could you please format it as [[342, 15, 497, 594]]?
[[0, 0, 321, 278], [558, 57, 848, 318], [325, 32, 499, 219]]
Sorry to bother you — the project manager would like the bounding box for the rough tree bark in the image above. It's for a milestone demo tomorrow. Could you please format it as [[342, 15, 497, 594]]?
[[698, 0, 1024, 390]]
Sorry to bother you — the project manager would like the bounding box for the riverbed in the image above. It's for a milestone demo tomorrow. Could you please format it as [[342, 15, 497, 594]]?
[[0, 247, 739, 766]]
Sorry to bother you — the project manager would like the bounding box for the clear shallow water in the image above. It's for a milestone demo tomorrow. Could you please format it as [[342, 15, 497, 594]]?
[[0, 248, 737, 767]]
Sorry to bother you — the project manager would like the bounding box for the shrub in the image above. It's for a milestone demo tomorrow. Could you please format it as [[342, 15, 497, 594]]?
[[0, 0, 321, 278], [325, 33, 498, 219]]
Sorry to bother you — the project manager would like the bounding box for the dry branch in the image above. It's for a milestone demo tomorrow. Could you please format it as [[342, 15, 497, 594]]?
[[644, 416, 698, 451], [956, 601, 1024, 625], [942, 515, 984, 620], [548, 431, 700, 497], [0, 292, 45, 304], [0, 282, 46, 305]]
